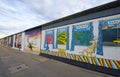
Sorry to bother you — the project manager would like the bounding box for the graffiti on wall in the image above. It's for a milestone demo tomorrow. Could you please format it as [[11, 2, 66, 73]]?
[[0, 39, 4, 45], [70, 22, 98, 57], [8, 36, 13, 47], [97, 18, 120, 55], [4, 37, 9, 46], [41, 50, 120, 70], [74, 24, 92, 46], [56, 27, 69, 51], [15, 33, 22, 48], [101, 18, 120, 46], [25, 29, 41, 52], [44, 30, 54, 51]]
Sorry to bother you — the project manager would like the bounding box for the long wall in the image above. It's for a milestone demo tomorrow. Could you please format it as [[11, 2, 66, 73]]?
[[41, 14, 120, 70], [41, 14, 120, 60], [0, 14, 119, 70]]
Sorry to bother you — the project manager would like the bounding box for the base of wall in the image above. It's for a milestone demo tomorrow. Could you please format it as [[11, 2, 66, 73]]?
[[40, 53, 120, 77]]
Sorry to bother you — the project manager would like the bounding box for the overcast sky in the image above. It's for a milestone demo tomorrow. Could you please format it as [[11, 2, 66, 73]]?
[[0, 0, 115, 35]]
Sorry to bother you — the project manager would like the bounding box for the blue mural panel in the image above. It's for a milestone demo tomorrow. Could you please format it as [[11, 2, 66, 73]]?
[[70, 22, 94, 51], [97, 18, 120, 55], [44, 30, 54, 51]]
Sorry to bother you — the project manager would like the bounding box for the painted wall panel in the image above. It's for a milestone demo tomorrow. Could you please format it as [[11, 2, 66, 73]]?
[[4, 37, 9, 46], [44, 30, 54, 51], [21, 32, 25, 51], [99, 17, 120, 60], [24, 28, 41, 53], [41, 14, 120, 70], [56, 27, 69, 51], [8, 36, 13, 47], [41, 28, 58, 52], [13, 34, 15, 48], [14, 33, 22, 49]]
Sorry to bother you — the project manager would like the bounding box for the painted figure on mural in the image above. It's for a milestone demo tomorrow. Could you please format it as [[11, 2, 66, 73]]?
[[80, 36, 98, 57], [28, 43, 33, 51], [27, 38, 34, 51], [15, 34, 22, 48], [25, 29, 41, 52]]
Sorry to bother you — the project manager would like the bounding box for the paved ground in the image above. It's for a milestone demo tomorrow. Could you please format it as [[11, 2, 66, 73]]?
[[0, 46, 115, 77]]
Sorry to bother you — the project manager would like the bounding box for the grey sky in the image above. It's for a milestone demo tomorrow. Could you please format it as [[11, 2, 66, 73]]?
[[0, 0, 115, 35]]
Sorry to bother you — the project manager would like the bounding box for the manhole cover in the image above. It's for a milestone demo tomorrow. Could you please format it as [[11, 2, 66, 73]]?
[[35, 57, 48, 62], [8, 64, 29, 74]]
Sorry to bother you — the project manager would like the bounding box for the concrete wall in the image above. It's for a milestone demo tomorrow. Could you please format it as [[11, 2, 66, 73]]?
[[41, 14, 120, 60]]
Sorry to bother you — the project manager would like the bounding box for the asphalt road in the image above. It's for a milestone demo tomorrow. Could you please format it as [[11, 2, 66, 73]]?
[[0, 46, 115, 77]]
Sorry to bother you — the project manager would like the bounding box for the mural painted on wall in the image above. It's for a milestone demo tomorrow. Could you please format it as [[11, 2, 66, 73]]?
[[70, 22, 98, 57], [97, 18, 120, 55], [0, 39, 4, 45], [25, 29, 41, 52], [74, 27, 91, 46], [56, 27, 69, 53], [41, 50, 120, 70], [14, 33, 22, 48], [4, 37, 9, 46], [100, 18, 120, 46], [44, 30, 54, 51], [57, 31, 67, 45], [8, 36, 13, 47]]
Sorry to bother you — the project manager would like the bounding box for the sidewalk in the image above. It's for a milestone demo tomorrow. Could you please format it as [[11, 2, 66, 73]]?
[[0, 46, 114, 77]]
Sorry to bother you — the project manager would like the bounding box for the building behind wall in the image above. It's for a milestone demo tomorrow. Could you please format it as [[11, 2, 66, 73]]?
[[0, 1, 120, 76]]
